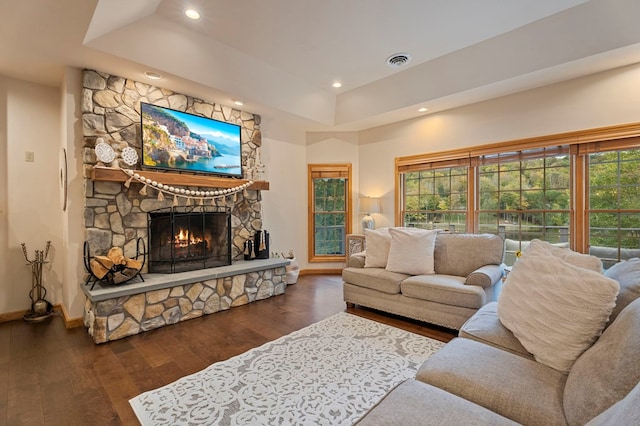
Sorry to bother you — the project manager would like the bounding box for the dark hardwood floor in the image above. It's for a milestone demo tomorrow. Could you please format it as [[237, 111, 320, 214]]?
[[0, 275, 455, 425]]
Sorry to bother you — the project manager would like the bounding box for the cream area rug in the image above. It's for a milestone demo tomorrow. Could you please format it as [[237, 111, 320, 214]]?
[[129, 312, 444, 425]]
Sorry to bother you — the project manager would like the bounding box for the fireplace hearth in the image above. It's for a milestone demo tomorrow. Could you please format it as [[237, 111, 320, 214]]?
[[148, 207, 231, 273]]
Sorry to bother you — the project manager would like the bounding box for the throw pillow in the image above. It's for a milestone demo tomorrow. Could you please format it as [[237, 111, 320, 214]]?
[[364, 228, 391, 268], [525, 239, 603, 273], [498, 252, 619, 373], [385, 227, 437, 275]]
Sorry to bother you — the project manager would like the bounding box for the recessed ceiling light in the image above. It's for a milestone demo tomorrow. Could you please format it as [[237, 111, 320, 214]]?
[[185, 9, 200, 20], [233, 99, 244, 106], [144, 71, 163, 80], [332, 82, 342, 88], [418, 107, 428, 113]]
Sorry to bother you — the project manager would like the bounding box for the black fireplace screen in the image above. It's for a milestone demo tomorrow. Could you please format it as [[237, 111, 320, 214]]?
[[148, 206, 231, 273]]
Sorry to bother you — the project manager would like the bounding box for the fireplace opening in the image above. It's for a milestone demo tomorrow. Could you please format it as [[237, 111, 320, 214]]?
[[148, 206, 231, 273]]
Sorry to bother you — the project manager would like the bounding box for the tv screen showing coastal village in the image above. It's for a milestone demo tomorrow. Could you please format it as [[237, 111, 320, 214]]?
[[141, 102, 242, 177]]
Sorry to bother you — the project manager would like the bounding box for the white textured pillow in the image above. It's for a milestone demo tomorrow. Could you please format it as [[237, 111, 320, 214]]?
[[364, 228, 391, 268], [525, 239, 602, 273], [498, 253, 619, 373], [385, 228, 437, 275]]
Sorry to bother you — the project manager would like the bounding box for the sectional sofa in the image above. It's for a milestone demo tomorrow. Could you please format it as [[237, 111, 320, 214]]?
[[356, 245, 640, 425], [343, 229, 505, 329]]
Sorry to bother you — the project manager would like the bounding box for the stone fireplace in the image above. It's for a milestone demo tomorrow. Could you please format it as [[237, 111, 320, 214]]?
[[81, 69, 265, 261], [80, 70, 288, 343], [148, 207, 231, 273]]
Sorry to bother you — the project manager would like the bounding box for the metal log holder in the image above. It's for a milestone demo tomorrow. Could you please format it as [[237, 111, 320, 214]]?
[[83, 238, 146, 290], [21, 241, 55, 322]]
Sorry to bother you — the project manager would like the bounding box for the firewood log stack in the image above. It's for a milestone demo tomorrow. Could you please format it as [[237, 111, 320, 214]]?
[[89, 247, 143, 285]]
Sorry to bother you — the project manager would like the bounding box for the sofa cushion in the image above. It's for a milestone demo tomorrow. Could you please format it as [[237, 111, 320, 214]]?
[[401, 275, 485, 309], [434, 233, 504, 277], [341, 267, 408, 295], [459, 302, 533, 359], [363, 228, 391, 268], [498, 252, 619, 373], [355, 379, 519, 426], [525, 239, 603, 272], [586, 381, 640, 426], [385, 227, 437, 275], [563, 297, 640, 426], [604, 257, 640, 324], [417, 338, 568, 425]]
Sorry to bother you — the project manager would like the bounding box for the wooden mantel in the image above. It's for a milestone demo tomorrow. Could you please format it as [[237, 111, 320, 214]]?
[[90, 166, 269, 190]]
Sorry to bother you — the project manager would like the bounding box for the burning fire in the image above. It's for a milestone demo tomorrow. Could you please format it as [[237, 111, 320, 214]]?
[[173, 228, 204, 248]]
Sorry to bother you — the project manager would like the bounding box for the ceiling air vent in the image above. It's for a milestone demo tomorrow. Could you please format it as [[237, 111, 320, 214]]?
[[386, 53, 411, 68]]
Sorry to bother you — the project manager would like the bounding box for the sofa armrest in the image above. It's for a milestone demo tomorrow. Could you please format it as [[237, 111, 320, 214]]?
[[347, 251, 366, 268], [347, 234, 366, 258], [465, 264, 503, 288], [459, 302, 533, 359]]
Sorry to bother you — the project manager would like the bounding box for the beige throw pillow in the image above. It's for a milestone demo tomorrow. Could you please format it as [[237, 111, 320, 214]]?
[[498, 253, 619, 373], [525, 239, 602, 272], [385, 228, 437, 275], [364, 228, 391, 268]]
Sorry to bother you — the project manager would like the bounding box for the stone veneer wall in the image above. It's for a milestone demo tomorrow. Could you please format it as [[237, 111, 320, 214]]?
[[85, 267, 286, 343], [81, 69, 264, 263], [79, 70, 287, 342]]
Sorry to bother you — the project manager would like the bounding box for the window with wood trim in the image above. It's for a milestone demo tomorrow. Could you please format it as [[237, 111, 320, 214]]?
[[308, 164, 352, 262], [395, 123, 640, 267], [402, 165, 468, 232], [477, 147, 571, 264], [583, 143, 640, 267]]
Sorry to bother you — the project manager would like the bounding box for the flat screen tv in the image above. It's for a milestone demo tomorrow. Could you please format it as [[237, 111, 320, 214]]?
[[140, 102, 242, 178]]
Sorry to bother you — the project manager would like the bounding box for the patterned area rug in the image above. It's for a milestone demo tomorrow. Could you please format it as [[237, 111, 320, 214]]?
[[129, 312, 445, 425]]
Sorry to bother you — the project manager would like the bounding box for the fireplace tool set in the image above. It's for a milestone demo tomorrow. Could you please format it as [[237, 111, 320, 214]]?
[[21, 241, 55, 322]]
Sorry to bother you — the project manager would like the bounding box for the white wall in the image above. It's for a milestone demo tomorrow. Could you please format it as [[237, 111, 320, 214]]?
[[60, 68, 85, 318], [0, 75, 63, 315], [358, 62, 640, 227], [305, 133, 360, 268], [259, 131, 362, 271], [260, 136, 307, 266]]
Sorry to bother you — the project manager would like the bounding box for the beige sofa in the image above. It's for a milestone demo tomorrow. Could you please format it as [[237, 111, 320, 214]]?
[[356, 256, 640, 425], [342, 231, 505, 330]]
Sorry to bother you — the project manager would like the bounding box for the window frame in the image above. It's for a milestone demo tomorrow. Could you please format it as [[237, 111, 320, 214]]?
[[580, 142, 640, 266], [394, 123, 640, 262], [307, 163, 352, 263], [401, 164, 470, 232]]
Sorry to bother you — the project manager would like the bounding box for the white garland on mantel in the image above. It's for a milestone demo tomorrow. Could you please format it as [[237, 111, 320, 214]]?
[[120, 167, 254, 207]]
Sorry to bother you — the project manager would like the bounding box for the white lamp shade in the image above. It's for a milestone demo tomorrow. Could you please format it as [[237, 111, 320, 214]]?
[[360, 197, 381, 214]]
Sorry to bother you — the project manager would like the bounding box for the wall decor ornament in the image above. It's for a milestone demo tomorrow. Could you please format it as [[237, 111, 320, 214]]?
[[121, 146, 138, 166], [59, 148, 67, 211], [94, 138, 116, 164]]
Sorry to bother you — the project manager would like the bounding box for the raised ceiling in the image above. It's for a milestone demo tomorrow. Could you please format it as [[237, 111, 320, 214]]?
[[2, 0, 640, 133]]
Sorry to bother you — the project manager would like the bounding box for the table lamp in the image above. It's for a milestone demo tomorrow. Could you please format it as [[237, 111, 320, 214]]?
[[360, 197, 381, 230]]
